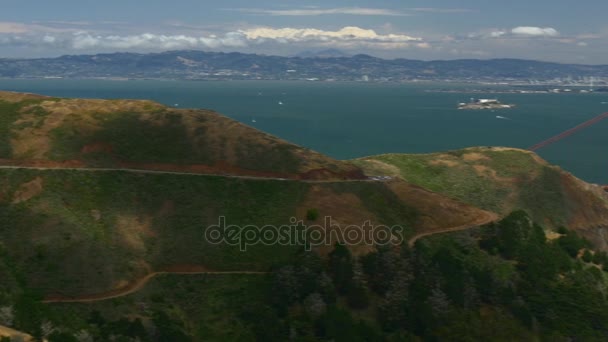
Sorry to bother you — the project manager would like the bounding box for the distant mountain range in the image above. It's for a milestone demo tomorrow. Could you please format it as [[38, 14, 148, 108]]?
[[294, 49, 351, 59], [1, 50, 608, 82]]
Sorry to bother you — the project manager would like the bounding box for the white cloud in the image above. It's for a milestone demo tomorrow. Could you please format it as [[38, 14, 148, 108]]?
[[70, 32, 248, 50], [511, 26, 559, 37], [489, 31, 507, 38], [240, 26, 422, 43], [469, 27, 560, 40]]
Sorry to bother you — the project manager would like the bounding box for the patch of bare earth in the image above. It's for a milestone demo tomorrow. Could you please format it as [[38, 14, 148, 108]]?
[[298, 185, 380, 256], [429, 159, 459, 167], [557, 172, 608, 250], [386, 179, 494, 233], [115, 215, 154, 252], [472, 165, 514, 183], [357, 159, 402, 177], [463, 152, 490, 162], [545, 231, 563, 241], [12, 177, 43, 204]]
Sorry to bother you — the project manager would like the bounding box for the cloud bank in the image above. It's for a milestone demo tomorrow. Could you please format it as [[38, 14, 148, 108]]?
[[241, 26, 422, 43], [0, 25, 425, 52]]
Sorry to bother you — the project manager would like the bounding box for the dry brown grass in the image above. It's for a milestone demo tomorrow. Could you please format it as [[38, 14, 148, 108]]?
[[12, 177, 43, 204], [463, 152, 490, 162], [0, 91, 49, 102], [6, 92, 363, 179], [386, 180, 491, 232], [429, 159, 459, 167], [298, 185, 379, 256]]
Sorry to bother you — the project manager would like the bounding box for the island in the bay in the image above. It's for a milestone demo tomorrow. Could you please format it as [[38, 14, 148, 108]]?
[[458, 98, 515, 110]]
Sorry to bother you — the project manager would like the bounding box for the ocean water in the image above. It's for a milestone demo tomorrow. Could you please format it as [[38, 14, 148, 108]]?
[[1, 79, 607, 184]]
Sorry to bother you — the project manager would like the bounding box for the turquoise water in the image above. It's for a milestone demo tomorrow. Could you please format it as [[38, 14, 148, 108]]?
[[1, 79, 607, 184]]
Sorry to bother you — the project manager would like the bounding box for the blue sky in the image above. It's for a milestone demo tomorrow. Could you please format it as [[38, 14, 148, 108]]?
[[1, 0, 607, 63]]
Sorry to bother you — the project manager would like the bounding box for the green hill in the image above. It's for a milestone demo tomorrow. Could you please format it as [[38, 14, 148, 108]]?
[[2, 91, 608, 341], [354, 147, 608, 248], [0, 91, 363, 180]]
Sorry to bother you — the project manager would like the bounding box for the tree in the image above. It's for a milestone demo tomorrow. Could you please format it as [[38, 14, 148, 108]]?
[[428, 286, 451, 318], [306, 208, 319, 221], [558, 233, 587, 258], [0, 306, 13, 326], [582, 250, 593, 263], [328, 243, 354, 294], [304, 293, 327, 318], [48, 331, 79, 342], [347, 260, 370, 309]]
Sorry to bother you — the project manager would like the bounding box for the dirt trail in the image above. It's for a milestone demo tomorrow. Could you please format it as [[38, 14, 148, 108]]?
[[43, 269, 267, 304], [4, 164, 498, 302], [0, 165, 383, 184], [46, 209, 498, 304], [407, 211, 499, 247]]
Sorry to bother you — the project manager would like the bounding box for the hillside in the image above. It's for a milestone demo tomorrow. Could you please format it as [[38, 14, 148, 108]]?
[[2, 50, 608, 81], [354, 147, 608, 249], [0, 91, 495, 298], [3, 91, 608, 340], [0, 91, 363, 180]]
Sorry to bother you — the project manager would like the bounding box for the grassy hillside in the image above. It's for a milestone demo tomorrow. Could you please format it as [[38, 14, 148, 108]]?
[[0, 167, 495, 300], [0, 91, 362, 180], [354, 147, 608, 247], [5, 90, 608, 340], [10, 212, 608, 341]]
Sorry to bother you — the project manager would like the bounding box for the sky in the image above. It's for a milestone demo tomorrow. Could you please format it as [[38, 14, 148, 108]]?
[[1, 0, 607, 64]]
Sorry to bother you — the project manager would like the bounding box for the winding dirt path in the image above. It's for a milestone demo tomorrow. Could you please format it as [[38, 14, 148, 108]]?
[[45, 209, 498, 304], [407, 211, 500, 247], [43, 269, 268, 304], [5, 165, 498, 302], [43, 210, 498, 304]]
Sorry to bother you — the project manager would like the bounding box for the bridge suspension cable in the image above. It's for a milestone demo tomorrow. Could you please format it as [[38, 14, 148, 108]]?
[[528, 112, 608, 151]]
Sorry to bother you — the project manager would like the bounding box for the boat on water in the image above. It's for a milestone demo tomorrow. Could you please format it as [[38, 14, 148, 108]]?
[[458, 98, 515, 110]]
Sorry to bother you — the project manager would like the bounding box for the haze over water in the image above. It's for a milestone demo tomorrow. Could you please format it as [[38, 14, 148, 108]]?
[[1, 79, 607, 184]]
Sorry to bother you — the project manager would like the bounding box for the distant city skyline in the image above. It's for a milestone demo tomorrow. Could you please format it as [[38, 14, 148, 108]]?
[[1, 0, 607, 64]]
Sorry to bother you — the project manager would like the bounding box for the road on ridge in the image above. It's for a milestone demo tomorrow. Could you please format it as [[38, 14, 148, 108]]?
[[0, 165, 387, 184]]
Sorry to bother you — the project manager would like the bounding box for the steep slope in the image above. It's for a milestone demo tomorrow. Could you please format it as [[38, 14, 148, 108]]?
[[0, 168, 494, 298], [354, 147, 608, 248], [0, 91, 363, 180]]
